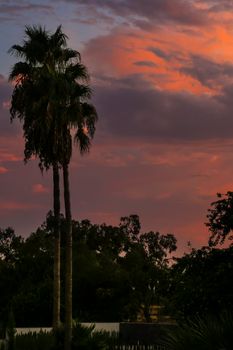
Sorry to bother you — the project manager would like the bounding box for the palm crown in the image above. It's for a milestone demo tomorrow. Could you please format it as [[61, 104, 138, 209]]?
[[9, 25, 98, 169]]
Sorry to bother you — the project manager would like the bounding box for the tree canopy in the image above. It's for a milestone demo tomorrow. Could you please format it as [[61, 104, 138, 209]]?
[[0, 214, 177, 326], [206, 191, 233, 246]]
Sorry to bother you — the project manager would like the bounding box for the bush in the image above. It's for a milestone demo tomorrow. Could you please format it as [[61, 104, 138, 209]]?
[[163, 311, 233, 350], [6, 310, 16, 350], [12, 323, 117, 350], [14, 331, 53, 350], [0, 341, 6, 350], [52, 322, 118, 350]]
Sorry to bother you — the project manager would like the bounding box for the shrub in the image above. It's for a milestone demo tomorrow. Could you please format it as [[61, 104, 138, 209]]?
[[6, 310, 16, 350], [52, 322, 118, 350], [14, 331, 53, 350], [0, 341, 6, 350], [163, 311, 233, 350], [12, 323, 117, 350]]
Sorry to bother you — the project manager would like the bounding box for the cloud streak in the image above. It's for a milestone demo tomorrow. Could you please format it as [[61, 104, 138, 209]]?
[[68, 0, 208, 27]]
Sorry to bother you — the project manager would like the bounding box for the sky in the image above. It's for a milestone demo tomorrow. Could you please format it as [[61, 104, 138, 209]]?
[[1, 0, 233, 253]]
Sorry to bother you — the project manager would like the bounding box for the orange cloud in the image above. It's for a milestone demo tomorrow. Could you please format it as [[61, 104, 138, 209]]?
[[84, 18, 233, 96]]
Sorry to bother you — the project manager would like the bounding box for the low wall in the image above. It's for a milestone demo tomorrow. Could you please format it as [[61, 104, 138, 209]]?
[[15, 327, 51, 335], [81, 323, 119, 333], [14, 322, 175, 345], [15, 323, 119, 335], [120, 322, 177, 345]]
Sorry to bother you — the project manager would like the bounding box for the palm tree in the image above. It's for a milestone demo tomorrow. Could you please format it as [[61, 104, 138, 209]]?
[[9, 26, 63, 330], [9, 25, 98, 350], [58, 68, 97, 350]]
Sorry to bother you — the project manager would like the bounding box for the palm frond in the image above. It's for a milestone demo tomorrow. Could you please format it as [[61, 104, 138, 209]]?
[[74, 128, 91, 154], [73, 84, 92, 100], [163, 312, 233, 350], [66, 63, 89, 82], [8, 62, 31, 82], [62, 48, 80, 63], [51, 25, 67, 48], [24, 25, 47, 41], [8, 44, 25, 57], [81, 103, 98, 138]]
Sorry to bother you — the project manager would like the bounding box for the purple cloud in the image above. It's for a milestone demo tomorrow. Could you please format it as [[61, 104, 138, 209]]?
[[0, 1, 53, 16], [196, 0, 233, 12], [61, 0, 208, 28], [180, 55, 233, 87], [134, 61, 157, 67], [0, 74, 19, 137], [91, 74, 233, 142]]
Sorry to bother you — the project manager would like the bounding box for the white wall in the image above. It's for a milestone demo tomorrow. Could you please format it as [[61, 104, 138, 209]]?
[[15, 323, 119, 335]]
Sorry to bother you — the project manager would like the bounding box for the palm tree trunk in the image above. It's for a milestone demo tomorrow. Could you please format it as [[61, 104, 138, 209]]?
[[63, 162, 72, 350], [52, 163, 61, 329]]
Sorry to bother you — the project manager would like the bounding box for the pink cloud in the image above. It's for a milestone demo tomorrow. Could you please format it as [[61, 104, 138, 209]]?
[[32, 184, 50, 194], [0, 166, 8, 174], [2, 100, 10, 110], [0, 201, 42, 211], [70, 138, 233, 251], [0, 136, 24, 163], [0, 152, 21, 162]]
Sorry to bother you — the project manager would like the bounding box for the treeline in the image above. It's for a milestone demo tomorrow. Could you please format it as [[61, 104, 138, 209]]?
[[1, 211, 233, 328], [0, 213, 176, 327]]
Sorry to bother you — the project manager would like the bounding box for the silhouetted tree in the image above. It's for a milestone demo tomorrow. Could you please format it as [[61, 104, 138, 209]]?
[[0, 215, 177, 326], [9, 25, 97, 350], [206, 191, 233, 246], [9, 25, 65, 330], [170, 246, 233, 320]]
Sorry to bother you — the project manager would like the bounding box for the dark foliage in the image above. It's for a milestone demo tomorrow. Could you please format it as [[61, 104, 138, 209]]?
[[206, 191, 233, 246], [169, 246, 233, 320], [0, 214, 176, 326], [163, 312, 233, 350]]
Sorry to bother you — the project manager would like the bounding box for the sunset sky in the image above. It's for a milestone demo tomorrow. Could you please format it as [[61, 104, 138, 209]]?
[[1, 0, 233, 252]]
